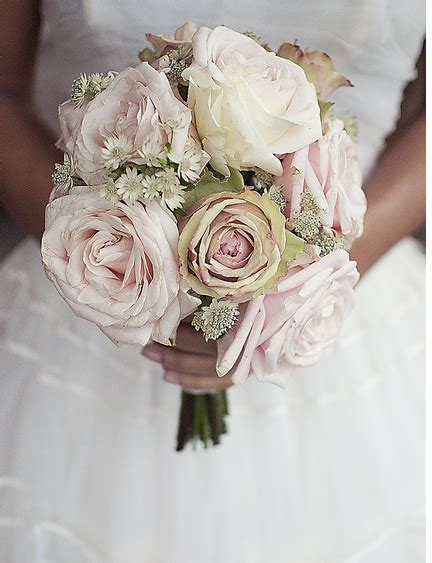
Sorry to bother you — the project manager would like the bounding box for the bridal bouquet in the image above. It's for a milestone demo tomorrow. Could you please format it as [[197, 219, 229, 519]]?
[[41, 22, 366, 450]]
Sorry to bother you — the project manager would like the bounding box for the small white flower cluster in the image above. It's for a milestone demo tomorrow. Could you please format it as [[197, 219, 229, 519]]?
[[291, 189, 346, 253], [251, 169, 286, 212], [317, 232, 345, 256], [192, 299, 240, 341], [267, 185, 286, 212], [178, 141, 209, 183], [52, 154, 74, 191], [145, 168, 186, 210], [71, 71, 116, 107], [100, 165, 186, 210], [158, 45, 192, 82], [100, 132, 208, 209], [292, 208, 321, 242], [139, 138, 168, 168], [101, 135, 134, 170], [291, 189, 322, 242]]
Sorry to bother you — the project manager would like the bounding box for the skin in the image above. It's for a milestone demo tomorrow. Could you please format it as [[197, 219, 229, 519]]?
[[0, 1, 425, 392]]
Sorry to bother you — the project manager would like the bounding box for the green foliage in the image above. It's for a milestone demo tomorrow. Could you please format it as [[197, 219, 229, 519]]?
[[319, 100, 334, 122], [182, 168, 244, 211]]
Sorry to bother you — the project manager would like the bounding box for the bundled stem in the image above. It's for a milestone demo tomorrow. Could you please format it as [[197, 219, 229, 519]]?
[[176, 389, 229, 451]]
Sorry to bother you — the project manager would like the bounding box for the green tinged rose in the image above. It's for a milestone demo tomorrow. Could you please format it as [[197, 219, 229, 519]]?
[[178, 188, 304, 303]]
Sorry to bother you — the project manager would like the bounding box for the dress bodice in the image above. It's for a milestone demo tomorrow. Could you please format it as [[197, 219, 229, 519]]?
[[34, 0, 424, 177]]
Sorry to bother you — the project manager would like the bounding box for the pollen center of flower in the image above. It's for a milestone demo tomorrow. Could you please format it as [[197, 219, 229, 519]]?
[[111, 147, 124, 158]]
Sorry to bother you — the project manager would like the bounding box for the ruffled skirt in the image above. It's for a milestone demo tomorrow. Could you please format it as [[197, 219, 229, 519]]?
[[0, 237, 425, 563]]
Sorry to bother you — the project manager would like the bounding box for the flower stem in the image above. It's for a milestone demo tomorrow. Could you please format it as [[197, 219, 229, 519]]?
[[175, 389, 229, 452]]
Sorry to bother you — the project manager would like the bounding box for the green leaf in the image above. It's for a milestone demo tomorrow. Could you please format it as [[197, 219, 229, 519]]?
[[182, 168, 244, 211], [319, 99, 334, 122], [340, 112, 359, 142], [138, 47, 157, 63], [284, 230, 306, 262]]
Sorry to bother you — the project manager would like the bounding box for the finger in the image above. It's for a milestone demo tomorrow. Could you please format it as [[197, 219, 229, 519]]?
[[143, 342, 217, 374], [142, 342, 164, 363], [164, 370, 233, 391], [174, 324, 217, 355], [160, 346, 217, 375]]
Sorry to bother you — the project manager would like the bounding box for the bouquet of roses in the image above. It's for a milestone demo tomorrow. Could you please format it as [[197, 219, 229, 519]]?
[[41, 22, 366, 450]]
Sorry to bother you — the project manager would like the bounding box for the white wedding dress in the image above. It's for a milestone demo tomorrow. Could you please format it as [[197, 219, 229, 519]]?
[[0, 1, 425, 562]]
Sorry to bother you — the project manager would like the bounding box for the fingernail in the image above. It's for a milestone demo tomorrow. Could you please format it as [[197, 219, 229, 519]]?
[[142, 344, 163, 362], [164, 372, 181, 384]]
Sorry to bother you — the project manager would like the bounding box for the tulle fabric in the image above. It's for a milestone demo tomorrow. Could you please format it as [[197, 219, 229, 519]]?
[[0, 238, 425, 562], [0, 0, 425, 561]]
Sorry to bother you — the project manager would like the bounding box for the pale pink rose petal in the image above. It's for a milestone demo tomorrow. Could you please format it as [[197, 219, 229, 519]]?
[[64, 63, 192, 185], [216, 250, 359, 385], [42, 190, 199, 347], [277, 118, 366, 247]]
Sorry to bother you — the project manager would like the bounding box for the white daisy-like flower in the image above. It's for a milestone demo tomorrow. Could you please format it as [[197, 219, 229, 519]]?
[[100, 178, 120, 204], [101, 134, 134, 170], [115, 167, 144, 203], [178, 142, 209, 183], [163, 113, 190, 139], [138, 138, 167, 168], [71, 73, 92, 108], [71, 71, 116, 108], [141, 173, 164, 201], [192, 299, 239, 341], [155, 168, 185, 210], [162, 183, 186, 211], [88, 71, 116, 96]]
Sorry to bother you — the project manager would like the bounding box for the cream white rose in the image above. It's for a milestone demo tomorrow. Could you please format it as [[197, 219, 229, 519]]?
[[182, 26, 322, 176]]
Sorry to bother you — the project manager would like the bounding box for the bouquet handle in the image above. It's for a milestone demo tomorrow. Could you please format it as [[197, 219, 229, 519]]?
[[176, 389, 229, 451]]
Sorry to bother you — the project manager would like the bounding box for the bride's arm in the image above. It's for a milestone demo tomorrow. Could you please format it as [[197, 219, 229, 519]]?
[[0, 0, 60, 238], [350, 44, 426, 275]]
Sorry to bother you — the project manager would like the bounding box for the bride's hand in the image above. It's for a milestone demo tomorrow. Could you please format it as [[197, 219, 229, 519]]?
[[142, 324, 233, 391]]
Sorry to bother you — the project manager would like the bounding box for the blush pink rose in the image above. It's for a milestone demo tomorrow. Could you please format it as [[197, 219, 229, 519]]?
[[183, 26, 322, 176], [62, 62, 191, 185], [57, 99, 89, 156], [178, 189, 304, 303], [277, 118, 367, 248], [216, 250, 359, 385], [41, 190, 199, 346]]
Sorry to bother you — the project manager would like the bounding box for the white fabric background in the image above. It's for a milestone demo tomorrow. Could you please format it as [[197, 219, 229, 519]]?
[[0, 1, 426, 561]]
